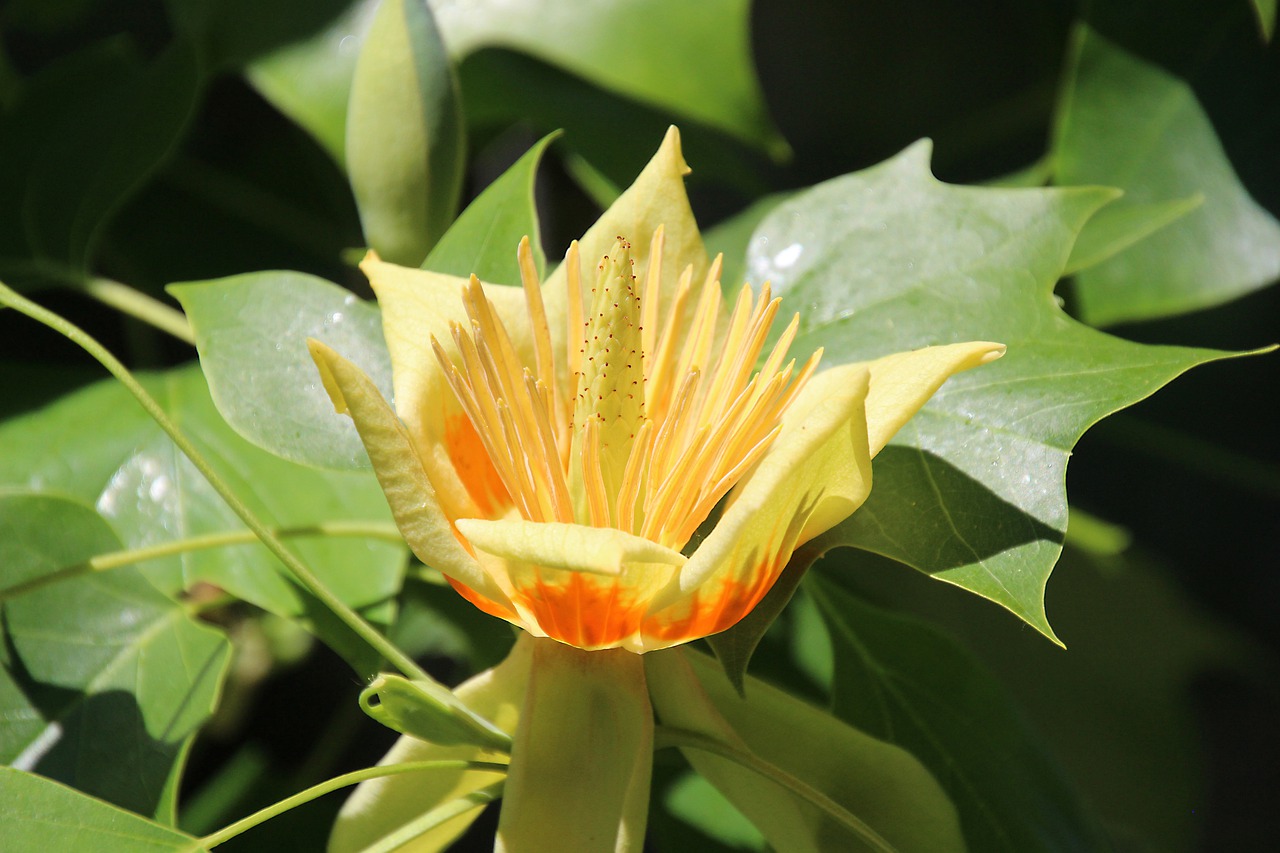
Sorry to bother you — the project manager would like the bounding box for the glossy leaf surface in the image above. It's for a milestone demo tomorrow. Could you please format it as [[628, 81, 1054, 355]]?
[[423, 132, 556, 285], [0, 767, 204, 852], [0, 493, 229, 821], [171, 271, 391, 470], [744, 141, 1237, 639], [0, 366, 404, 671]]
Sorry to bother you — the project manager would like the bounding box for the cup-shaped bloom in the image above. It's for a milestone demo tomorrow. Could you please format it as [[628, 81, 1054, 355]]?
[[310, 129, 1002, 654]]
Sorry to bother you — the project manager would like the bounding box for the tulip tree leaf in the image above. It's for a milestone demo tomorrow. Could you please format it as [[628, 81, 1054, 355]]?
[[0, 39, 199, 287], [170, 271, 391, 470], [424, 132, 557, 285], [0, 767, 204, 852], [347, 0, 464, 265], [806, 572, 1109, 853], [745, 140, 1242, 641], [1052, 25, 1280, 324], [0, 492, 229, 822], [432, 0, 784, 157], [0, 365, 404, 673]]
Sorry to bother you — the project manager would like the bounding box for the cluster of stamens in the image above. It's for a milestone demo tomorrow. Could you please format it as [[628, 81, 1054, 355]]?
[[432, 228, 821, 553]]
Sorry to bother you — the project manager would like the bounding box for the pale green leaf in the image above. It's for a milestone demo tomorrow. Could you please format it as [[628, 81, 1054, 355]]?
[[0, 493, 229, 822], [808, 571, 1109, 852], [423, 132, 557, 285], [0, 365, 404, 672], [1052, 25, 1280, 324], [745, 140, 1241, 640], [431, 0, 784, 156], [0, 767, 204, 852], [170, 271, 391, 470], [648, 646, 964, 852], [347, 0, 465, 265]]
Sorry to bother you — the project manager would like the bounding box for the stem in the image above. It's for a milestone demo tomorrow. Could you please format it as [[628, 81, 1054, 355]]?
[[198, 760, 507, 849], [654, 725, 899, 853], [80, 276, 195, 344], [0, 281, 427, 682], [0, 521, 403, 602]]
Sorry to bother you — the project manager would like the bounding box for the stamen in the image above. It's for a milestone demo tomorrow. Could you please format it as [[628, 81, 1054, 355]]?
[[615, 420, 654, 535], [434, 230, 821, 553], [581, 419, 610, 527], [518, 237, 557, 407], [645, 265, 695, 423]]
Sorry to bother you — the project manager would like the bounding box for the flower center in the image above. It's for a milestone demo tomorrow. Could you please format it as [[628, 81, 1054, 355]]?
[[432, 229, 821, 552]]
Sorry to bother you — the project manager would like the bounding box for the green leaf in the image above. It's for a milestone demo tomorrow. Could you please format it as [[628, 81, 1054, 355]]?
[[1252, 0, 1277, 40], [663, 773, 763, 850], [0, 767, 204, 852], [434, 0, 784, 157], [0, 365, 405, 672], [424, 132, 557, 285], [807, 571, 1108, 853], [243, 1, 373, 162], [359, 673, 511, 752], [1052, 25, 1280, 324], [0, 39, 200, 285], [346, 0, 464, 265], [1062, 195, 1203, 275], [745, 140, 1241, 640], [170, 272, 391, 470], [702, 192, 794, 290], [647, 647, 965, 852], [0, 492, 229, 822]]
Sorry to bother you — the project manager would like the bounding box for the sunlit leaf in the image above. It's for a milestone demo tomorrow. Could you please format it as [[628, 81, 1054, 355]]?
[[0, 365, 404, 673], [171, 272, 391, 470], [432, 0, 784, 157], [1052, 25, 1280, 324], [424, 132, 556, 284], [807, 571, 1109, 852], [243, 1, 375, 161], [0, 493, 229, 822], [744, 140, 1241, 640], [347, 0, 464, 265], [0, 767, 204, 851]]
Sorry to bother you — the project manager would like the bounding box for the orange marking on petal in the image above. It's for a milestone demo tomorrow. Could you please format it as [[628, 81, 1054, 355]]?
[[640, 549, 783, 645], [513, 573, 647, 649], [446, 575, 517, 621], [444, 412, 511, 516]]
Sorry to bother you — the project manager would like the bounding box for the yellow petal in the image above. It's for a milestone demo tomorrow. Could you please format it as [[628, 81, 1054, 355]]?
[[542, 127, 710, 385], [455, 518, 686, 577], [360, 254, 531, 520], [307, 339, 510, 611], [637, 365, 872, 650], [497, 638, 652, 853], [329, 636, 533, 852], [861, 341, 1006, 457]]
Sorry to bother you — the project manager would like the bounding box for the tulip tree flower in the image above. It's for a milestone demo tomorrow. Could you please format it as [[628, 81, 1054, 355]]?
[[311, 128, 1002, 851]]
